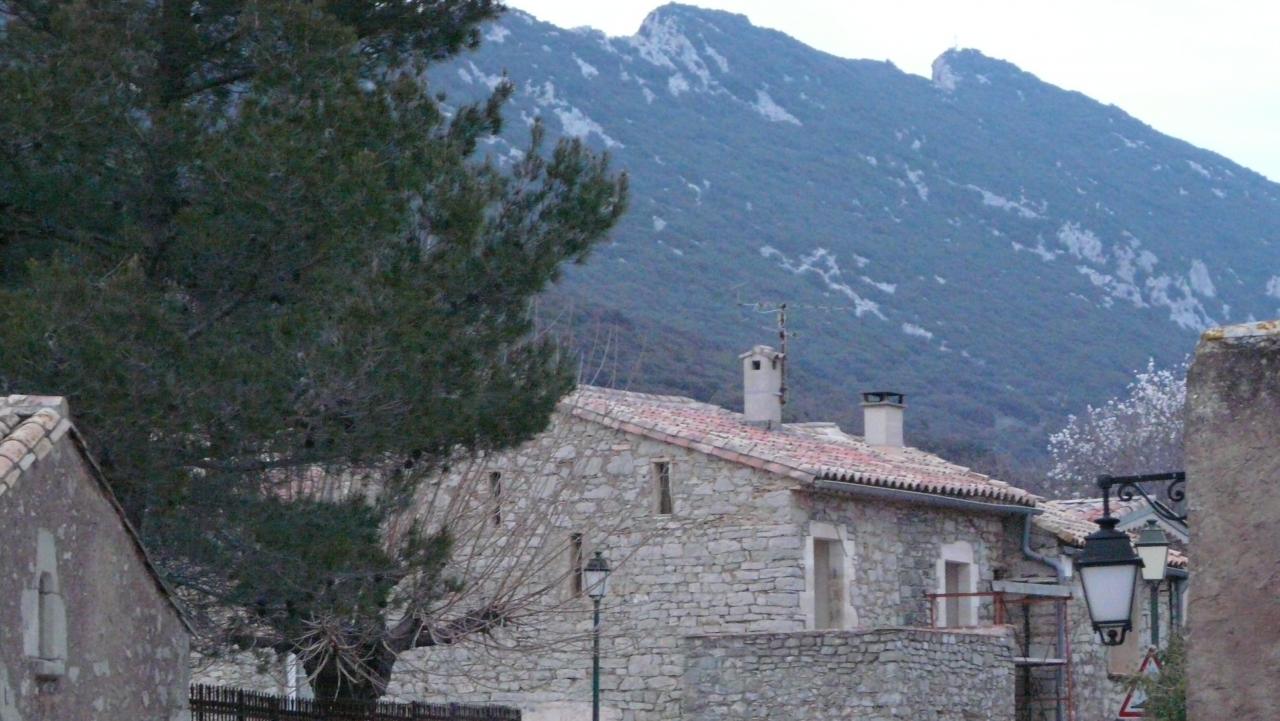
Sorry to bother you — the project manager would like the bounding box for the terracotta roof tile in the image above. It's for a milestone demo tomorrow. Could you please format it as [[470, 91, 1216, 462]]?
[[565, 387, 1039, 507], [1035, 498, 1188, 568]]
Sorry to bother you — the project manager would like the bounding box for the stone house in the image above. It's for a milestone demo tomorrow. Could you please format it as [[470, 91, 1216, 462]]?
[[0, 395, 192, 721], [388, 346, 1058, 721], [201, 346, 1188, 720]]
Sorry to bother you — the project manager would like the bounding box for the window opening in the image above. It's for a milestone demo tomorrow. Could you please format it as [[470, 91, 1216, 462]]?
[[38, 573, 55, 659], [489, 471, 502, 526], [944, 561, 966, 627], [654, 461, 673, 515], [813, 538, 844, 629], [936, 541, 977, 628], [569, 533, 584, 596]]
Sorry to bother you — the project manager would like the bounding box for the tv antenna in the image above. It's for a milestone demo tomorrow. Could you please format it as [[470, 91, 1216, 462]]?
[[734, 292, 868, 410]]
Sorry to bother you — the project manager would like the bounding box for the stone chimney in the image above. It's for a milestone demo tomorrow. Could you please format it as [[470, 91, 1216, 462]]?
[[739, 345, 784, 425], [861, 391, 905, 447]]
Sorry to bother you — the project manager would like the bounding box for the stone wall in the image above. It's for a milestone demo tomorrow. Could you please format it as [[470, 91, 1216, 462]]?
[[191, 649, 308, 698], [681, 627, 1016, 721], [801, 490, 1009, 628], [387, 412, 805, 721], [0, 414, 190, 721], [1186, 320, 1280, 721]]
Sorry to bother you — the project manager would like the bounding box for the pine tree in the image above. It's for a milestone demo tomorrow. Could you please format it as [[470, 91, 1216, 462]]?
[[1, 0, 627, 699]]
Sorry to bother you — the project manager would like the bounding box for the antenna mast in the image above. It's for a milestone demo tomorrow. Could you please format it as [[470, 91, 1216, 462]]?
[[777, 303, 788, 409], [735, 293, 864, 414]]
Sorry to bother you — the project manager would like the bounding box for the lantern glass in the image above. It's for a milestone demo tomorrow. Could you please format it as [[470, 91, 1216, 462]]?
[[1079, 562, 1139, 626], [1135, 522, 1171, 583], [583, 552, 611, 600]]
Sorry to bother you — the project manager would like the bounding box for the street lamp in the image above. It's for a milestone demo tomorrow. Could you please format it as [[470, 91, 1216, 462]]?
[[583, 551, 611, 721], [1135, 521, 1171, 582], [1077, 515, 1142, 646], [1135, 521, 1171, 646], [1077, 472, 1186, 646]]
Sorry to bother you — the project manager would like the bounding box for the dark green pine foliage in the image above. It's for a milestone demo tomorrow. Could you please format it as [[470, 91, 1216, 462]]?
[[0, 0, 626, 699]]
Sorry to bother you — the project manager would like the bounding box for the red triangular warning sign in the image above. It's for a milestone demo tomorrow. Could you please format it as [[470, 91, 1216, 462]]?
[[1117, 648, 1163, 719]]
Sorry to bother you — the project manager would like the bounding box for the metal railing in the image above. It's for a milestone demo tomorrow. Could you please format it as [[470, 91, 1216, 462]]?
[[190, 685, 521, 721], [924, 590, 1009, 627]]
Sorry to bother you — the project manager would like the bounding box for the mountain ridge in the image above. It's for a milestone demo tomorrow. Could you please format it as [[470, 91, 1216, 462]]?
[[435, 3, 1280, 471]]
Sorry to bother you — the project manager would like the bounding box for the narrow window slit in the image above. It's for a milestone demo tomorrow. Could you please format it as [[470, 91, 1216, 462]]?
[[654, 461, 673, 515], [569, 533, 584, 596], [489, 471, 502, 526]]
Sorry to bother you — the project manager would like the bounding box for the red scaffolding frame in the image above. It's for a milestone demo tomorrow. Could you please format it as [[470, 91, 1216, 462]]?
[[924, 590, 1076, 721]]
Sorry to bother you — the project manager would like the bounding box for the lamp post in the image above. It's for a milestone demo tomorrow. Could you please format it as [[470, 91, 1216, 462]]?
[[1076, 472, 1186, 646], [1135, 521, 1171, 646], [583, 551, 611, 721]]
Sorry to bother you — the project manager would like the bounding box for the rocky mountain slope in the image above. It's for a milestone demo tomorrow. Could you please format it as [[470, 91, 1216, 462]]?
[[433, 4, 1280, 462]]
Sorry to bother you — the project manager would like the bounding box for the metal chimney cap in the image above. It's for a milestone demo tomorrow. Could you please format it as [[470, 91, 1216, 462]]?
[[738, 345, 784, 360], [860, 391, 905, 406]]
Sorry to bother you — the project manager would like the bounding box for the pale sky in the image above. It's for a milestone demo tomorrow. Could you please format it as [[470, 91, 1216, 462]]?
[[510, 0, 1280, 181]]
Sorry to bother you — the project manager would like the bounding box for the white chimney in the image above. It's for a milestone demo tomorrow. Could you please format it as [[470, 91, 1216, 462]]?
[[740, 345, 784, 425], [861, 391, 905, 447]]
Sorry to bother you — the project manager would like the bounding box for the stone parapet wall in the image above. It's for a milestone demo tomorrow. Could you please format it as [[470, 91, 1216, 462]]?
[[191, 650, 310, 699], [681, 627, 1015, 721]]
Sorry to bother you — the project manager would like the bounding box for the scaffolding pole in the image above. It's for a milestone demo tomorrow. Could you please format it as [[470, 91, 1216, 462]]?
[[924, 590, 1075, 721]]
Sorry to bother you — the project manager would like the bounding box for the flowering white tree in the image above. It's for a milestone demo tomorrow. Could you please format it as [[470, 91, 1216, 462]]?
[[1047, 359, 1187, 497]]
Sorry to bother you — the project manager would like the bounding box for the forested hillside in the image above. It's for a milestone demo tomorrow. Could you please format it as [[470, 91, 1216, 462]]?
[[436, 3, 1280, 468]]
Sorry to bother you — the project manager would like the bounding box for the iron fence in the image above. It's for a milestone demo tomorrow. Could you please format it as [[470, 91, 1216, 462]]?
[[190, 685, 521, 721]]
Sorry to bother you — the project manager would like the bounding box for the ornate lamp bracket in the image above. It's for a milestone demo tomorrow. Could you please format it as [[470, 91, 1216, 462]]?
[[1097, 471, 1188, 524]]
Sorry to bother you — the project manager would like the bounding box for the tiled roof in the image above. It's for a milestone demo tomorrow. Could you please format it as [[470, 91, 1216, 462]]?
[[1034, 498, 1139, 546], [0, 395, 193, 629], [1035, 498, 1188, 568], [0, 395, 72, 494], [566, 386, 1038, 507]]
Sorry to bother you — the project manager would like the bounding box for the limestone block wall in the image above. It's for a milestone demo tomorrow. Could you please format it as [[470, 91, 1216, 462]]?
[[191, 650, 309, 698], [0, 426, 190, 721], [801, 491, 1009, 628], [681, 627, 1016, 721], [386, 412, 807, 721]]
